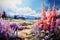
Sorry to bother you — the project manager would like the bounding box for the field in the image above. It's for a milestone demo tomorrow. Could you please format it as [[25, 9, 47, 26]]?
[[10, 19, 60, 40], [0, 19, 60, 40], [1, 19, 39, 40]]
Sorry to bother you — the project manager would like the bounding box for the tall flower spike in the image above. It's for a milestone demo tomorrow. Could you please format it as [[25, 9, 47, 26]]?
[[51, 1, 57, 33], [41, 2, 46, 21], [47, 4, 52, 25], [52, 1, 56, 17], [52, 1, 56, 23]]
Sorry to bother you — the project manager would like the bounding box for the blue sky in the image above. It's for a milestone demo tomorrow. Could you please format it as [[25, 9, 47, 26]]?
[[16, 0, 48, 13], [15, 0, 60, 12], [0, 0, 60, 17]]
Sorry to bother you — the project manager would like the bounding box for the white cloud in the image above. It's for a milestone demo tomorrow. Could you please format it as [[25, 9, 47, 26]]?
[[16, 7, 40, 17], [8, 7, 40, 17], [0, 0, 22, 9], [0, 0, 40, 17], [8, 12, 16, 16]]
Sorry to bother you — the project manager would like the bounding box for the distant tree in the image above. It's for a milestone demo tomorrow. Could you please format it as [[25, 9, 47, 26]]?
[[20, 17, 25, 20], [2, 11, 8, 19], [14, 15, 17, 19], [14, 15, 25, 19]]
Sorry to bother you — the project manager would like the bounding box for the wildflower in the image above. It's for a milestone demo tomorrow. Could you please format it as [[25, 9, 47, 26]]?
[[44, 35, 49, 40]]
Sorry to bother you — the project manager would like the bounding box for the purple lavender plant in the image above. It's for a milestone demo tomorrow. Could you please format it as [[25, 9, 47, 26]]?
[[0, 22, 2, 33]]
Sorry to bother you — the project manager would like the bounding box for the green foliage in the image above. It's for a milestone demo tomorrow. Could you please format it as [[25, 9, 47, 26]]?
[[31, 37, 39, 40]]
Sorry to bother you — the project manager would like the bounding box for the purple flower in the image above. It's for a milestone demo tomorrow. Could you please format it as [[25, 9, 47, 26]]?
[[10, 23, 19, 30], [44, 35, 49, 40], [10, 23, 18, 27], [36, 33, 40, 38]]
